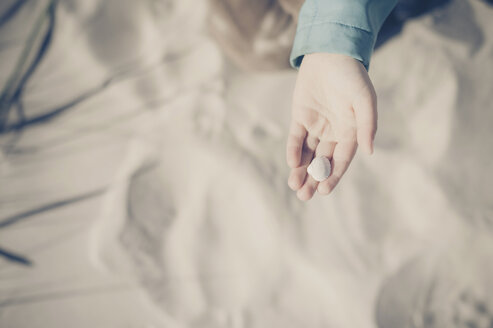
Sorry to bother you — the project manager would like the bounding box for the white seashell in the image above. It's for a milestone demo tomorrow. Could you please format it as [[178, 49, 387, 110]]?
[[307, 156, 332, 182]]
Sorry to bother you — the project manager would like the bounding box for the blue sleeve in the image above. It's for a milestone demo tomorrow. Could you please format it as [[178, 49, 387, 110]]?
[[290, 0, 398, 70]]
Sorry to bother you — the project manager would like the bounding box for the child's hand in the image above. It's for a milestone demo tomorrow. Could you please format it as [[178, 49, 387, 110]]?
[[287, 53, 377, 201]]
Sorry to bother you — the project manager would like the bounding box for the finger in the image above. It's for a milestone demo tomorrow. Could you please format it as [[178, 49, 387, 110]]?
[[315, 140, 336, 159], [317, 140, 357, 195], [303, 134, 319, 156], [286, 122, 307, 168], [353, 88, 377, 154], [287, 133, 318, 191], [297, 175, 319, 201], [288, 132, 319, 191], [319, 118, 334, 142], [288, 166, 308, 191], [298, 133, 318, 167]]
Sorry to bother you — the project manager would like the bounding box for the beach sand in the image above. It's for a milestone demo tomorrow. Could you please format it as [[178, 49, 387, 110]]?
[[1, 0, 493, 327]]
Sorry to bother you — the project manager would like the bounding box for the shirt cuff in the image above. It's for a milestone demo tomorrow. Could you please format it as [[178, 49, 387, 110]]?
[[289, 21, 375, 71]]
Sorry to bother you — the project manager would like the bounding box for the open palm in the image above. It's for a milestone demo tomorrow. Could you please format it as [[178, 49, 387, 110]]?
[[287, 53, 377, 201]]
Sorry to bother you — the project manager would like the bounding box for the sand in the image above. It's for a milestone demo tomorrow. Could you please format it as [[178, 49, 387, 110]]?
[[1, 0, 493, 327]]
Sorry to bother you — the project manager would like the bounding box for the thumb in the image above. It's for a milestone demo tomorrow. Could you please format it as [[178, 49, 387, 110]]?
[[353, 87, 377, 155]]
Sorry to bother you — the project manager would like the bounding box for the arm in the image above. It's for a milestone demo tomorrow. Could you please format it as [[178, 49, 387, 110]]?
[[286, 0, 397, 201]]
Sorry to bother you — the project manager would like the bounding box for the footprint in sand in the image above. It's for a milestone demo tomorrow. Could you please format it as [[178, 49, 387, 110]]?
[[376, 232, 493, 328], [117, 136, 286, 327]]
